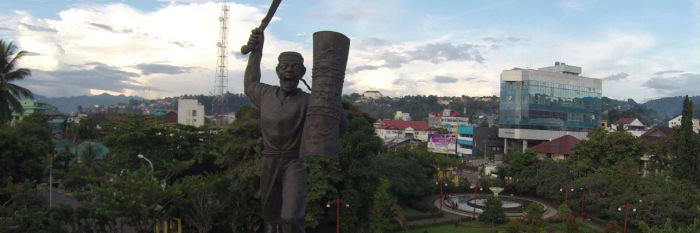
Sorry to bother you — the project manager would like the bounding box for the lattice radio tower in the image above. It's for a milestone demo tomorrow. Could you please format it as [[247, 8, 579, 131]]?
[[213, 4, 229, 119]]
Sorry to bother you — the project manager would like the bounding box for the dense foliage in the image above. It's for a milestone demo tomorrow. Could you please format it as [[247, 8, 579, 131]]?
[[479, 196, 507, 225], [1, 99, 459, 232], [501, 114, 700, 231]]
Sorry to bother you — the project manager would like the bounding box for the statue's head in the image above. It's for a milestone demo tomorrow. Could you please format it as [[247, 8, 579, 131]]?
[[276, 51, 306, 93]]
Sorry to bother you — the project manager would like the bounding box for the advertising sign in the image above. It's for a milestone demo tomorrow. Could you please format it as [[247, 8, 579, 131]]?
[[427, 134, 457, 154]]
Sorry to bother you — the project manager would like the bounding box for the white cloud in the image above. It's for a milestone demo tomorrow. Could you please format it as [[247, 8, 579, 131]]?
[[2, 1, 697, 103], [3, 1, 306, 98]]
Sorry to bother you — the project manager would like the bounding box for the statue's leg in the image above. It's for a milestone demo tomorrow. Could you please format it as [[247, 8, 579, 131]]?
[[261, 156, 284, 233], [280, 159, 308, 233]]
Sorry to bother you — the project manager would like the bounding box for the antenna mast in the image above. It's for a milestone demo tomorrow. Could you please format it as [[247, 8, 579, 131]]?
[[213, 4, 229, 123]]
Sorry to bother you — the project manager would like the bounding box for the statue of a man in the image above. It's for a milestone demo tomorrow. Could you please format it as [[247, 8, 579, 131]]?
[[244, 28, 308, 233]]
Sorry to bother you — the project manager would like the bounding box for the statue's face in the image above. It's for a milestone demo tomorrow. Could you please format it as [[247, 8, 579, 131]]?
[[276, 59, 305, 93]]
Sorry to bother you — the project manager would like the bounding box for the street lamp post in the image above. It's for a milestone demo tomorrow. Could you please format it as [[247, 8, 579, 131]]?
[[137, 154, 154, 173], [49, 153, 54, 208], [559, 184, 575, 203], [436, 179, 448, 210], [469, 179, 483, 220], [327, 198, 349, 233], [580, 187, 588, 221], [618, 200, 641, 233]]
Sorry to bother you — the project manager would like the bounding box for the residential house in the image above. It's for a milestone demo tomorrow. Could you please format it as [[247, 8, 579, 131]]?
[[615, 117, 647, 137], [529, 135, 580, 161], [668, 115, 700, 134], [639, 126, 674, 176]]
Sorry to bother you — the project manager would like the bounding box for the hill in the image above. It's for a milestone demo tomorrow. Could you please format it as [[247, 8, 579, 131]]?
[[35, 93, 142, 114], [642, 96, 700, 120], [343, 94, 500, 121]]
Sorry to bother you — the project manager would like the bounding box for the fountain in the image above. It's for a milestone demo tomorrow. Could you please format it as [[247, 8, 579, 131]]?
[[443, 187, 546, 217]]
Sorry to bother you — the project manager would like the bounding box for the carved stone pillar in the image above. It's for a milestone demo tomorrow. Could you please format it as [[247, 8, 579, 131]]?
[[300, 31, 350, 160]]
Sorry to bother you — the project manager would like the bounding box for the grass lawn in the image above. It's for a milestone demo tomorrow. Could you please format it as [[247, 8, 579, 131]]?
[[404, 221, 502, 233], [403, 219, 601, 233], [402, 207, 440, 220]]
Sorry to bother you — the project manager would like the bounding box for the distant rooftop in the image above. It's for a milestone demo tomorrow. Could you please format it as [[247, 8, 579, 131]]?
[[530, 135, 580, 155], [377, 119, 437, 131], [537, 61, 582, 76]]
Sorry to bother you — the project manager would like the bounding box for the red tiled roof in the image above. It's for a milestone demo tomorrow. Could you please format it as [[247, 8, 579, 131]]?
[[377, 119, 437, 131], [617, 117, 637, 125], [529, 135, 580, 155]]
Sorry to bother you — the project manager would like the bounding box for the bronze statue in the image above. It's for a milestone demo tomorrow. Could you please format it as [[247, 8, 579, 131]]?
[[244, 28, 309, 233], [242, 5, 350, 233]]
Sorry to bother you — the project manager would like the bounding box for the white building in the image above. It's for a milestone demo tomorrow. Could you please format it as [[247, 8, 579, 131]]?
[[394, 111, 412, 121], [668, 115, 700, 133], [615, 117, 647, 137], [362, 91, 383, 99], [177, 99, 204, 127], [374, 119, 438, 142]]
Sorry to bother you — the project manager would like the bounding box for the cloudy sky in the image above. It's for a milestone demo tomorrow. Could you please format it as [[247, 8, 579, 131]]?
[[1, 0, 698, 102]]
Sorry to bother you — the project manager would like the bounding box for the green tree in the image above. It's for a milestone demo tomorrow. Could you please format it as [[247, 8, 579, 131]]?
[[369, 178, 395, 233], [374, 148, 436, 201], [504, 151, 538, 194], [570, 129, 644, 175], [639, 218, 700, 233], [565, 215, 579, 232], [480, 196, 507, 225], [331, 101, 385, 233], [525, 202, 545, 227], [558, 203, 572, 220], [89, 168, 175, 233], [304, 156, 342, 228], [0, 40, 33, 125], [215, 104, 265, 232], [0, 114, 52, 183], [505, 219, 523, 233], [604, 220, 621, 233], [174, 174, 226, 233], [672, 96, 699, 181], [75, 118, 98, 141], [63, 141, 109, 191]]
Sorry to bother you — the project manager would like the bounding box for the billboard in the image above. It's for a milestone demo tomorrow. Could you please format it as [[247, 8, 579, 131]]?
[[427, 134, 457, 155]]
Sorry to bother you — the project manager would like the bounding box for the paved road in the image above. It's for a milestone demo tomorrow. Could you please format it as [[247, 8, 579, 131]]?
[[39, 186, 81, 207]]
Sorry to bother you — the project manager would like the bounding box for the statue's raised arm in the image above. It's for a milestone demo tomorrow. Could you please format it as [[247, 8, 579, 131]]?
[[243, 28, 264, 97]]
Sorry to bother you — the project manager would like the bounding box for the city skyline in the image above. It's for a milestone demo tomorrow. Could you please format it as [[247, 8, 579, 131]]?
[[1, 0, 698, 102]]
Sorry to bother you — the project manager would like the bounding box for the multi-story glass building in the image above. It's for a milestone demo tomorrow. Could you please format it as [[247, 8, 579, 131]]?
[[499, 62, 602, 153]]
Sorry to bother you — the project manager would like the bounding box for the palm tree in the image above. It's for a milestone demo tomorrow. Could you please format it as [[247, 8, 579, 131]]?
[[0, 39, 33, 124]]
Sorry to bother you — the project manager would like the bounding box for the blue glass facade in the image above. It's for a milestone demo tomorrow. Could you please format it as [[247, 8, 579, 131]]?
[[500, 78, 602, 131]]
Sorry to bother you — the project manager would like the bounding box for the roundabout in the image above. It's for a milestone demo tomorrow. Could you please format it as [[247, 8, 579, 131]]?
[[435, 193, 558, 219]]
